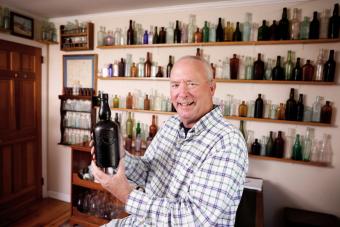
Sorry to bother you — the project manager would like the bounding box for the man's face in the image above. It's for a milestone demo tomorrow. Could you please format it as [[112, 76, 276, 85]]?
[[170, 58, 216, 128]]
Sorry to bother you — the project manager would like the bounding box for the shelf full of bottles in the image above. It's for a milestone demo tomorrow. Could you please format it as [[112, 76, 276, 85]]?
[[60, 22, 94, 51]]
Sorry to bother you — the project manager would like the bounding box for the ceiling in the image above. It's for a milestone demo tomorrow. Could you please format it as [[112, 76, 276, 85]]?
[[0, 0, 218, 19]]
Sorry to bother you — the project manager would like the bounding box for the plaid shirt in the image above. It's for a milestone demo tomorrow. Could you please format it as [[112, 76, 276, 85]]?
[[105, 106, 248, 226]]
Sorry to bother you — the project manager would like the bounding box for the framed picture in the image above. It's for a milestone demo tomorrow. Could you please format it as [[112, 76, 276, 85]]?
[[10, 12, 34, 39], [63, 54, 98, 91]]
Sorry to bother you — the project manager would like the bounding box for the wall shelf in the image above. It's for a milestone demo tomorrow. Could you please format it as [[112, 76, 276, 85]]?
[[249, 154, 330, 167]]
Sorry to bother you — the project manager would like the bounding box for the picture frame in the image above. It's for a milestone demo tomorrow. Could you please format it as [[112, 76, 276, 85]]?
[[10, 12, 34, 39], [63, 54, 98, 92]]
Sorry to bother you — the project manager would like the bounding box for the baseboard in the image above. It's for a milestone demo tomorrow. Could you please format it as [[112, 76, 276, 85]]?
[[48, 190, 71, 202]]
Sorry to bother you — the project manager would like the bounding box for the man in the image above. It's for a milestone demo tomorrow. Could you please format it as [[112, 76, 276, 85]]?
[[91, 55, 248, 226]]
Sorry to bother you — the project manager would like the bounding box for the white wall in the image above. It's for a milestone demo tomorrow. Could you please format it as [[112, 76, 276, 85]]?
[[47, 0, 340, 226]]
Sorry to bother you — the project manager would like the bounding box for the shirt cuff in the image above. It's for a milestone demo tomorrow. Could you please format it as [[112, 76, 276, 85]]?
[[125, 189, 149, 219]]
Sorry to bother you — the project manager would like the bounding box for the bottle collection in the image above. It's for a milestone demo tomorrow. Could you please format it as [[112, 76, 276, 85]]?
[[0, 6, 11, 30], [97, 4, 339, 46], [61, 20, 89, 49]]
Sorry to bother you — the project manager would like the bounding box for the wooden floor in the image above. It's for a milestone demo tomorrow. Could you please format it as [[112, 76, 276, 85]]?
[[10, 198, 71, 227]]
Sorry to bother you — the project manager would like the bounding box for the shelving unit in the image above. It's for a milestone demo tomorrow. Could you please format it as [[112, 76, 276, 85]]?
[[249, 154, 329, 167], [60, 22, 94, 51]]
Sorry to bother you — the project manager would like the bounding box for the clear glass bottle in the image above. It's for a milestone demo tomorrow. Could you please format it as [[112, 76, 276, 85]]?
[[284, 50, 294, 80], [125, 54, 132, 77], [114, 28, 121, 45], [319, 134, 332, 164], [245, 56, 253, 80], [209, 24, 216, 42], [188, 14, 196, 43], [148, 26, 154, 44], [181, 23, 188, 43], [242, 13, 252, 41], [104, 30, 114, 46], [97, 26, 106, 46], [137, 58, 145, 77], [320, 9, 330, 39], [299, 16, 310, 40], [303, 127, 314, 161], [166, 22, 174, 44], [312, 96, 322, 122], [264, 58, 274, 80], [290, 8, 300, 40], [284, 128, 295, 159], [315, 49, 324, 81]]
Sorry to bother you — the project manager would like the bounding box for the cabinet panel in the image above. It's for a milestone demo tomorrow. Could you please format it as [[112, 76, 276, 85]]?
[[0, 50, 9, 70], [10, 51, 21, 71], [0, 80, 16, 136], [0, 145, 12, 196], [21, 53, 36, 73], [18, 79, 37, 133]]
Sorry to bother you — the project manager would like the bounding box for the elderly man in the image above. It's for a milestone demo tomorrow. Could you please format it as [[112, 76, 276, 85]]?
[[91, 55, 248, 226]]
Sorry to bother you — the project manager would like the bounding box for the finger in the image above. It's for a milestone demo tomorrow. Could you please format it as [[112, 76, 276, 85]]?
[[91, 146, 95, 157], [89, 140, 94, 147], [116, 159, 125, 176]]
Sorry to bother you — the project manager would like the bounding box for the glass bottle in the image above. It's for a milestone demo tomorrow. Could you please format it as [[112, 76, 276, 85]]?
[[159, 27, 166, 43], [302, 60, 314, 81], [269, 20, 280, 40], [284, 50, 294, 80], [196, 48, 201, 57], [299, 16, 310, 40], [276, 103, 285, 120], [292, 134, 303, 160], [166, 55, 173, 78], [125, 54, 132, 77], [284, 128, 295, 159], [209, 24, 216, 42], [97, 26, 106, 46], [238, 101, 248, 117], [113, 60, 119, 77], [253, 53, 264, 80], [315, 49, 324, 81], [127, 20, 134, 45], [126, 92, 133, 109], [320, 9, 330, 39], [126, 112, 133, 140], [312, 96, 322, 122], [285, 88, 297, 121], [323, 50, 336, 82], [149, 115, 158, 139], [258, 20, 270, 41], [166, 22, 174, 44], [239, 120, 246, 140], [272, 56, 284, 80], [104, 30, 114, 46], [264, 58, 274, 80], [242, 13, 252, 41], [135, 122, 142, 152], [328, 3, 339, 38], [309, 11, 320, 39], [232, 22, 242, 41], [319, 134, 332, 164], [320, 101, 332, 123], [114, 28, 122, 45], [202, 21, 210, 42], [144, 94, 150, 110], [144, 52, 152, 77], [194, 28, 202, 43], [225, 22, 234, 41], [279, 7, 290, 40], [130, 62, 137, 77], [251, 139, 261, 155], [118, 58, 125, 77], [211, 63, 216, 79], [246, 130, 254, 152], [181, 23, 188, 43], [292, 57, 303, 81], [151, 62, 158, 78], [245, 56, 253, 80], [156, 66, 164, 78], [3, 7, 10, 30], [143, 30, 148, 44], [274, 131, 285, 158], [216, 17, 224, 42], [303, 127, 314, 161], [266, 131, 274, 157], [153, 26, 159, 44], [254, 94, 264, 118], [188, 14, 196, 43], [148, 26, 154, 44], [93, 93, 120, 168], [290, 8, 300, 40], [296, 94, 304, 121], [138, 58, 145, 77], [113, 95, 119, 108], [230, 54, 239, 79], [174, 20, 181, 43]]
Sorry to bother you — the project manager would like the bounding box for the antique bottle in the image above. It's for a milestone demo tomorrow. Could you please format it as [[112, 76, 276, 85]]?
[[202, 21, 210, 42], [285, 88, 297, 121], [225, 21, 234, 41], [130, 62, 137, 77], [113, 94, 120, 108], [144, 94, 150, 110], [118, 58, 125, 77], [309, 11, 320, 39], [93, 93, 120, 168], [143, 30, 148, 44], [258, 20, 270, 41], [159, 27, 166, 43], [126, 112, 133, 140], [279, 7, 290, 40], [242, 13, 252, 41], [296, 94, 304, 121], [253, 53, 264, 80], [126, 92, 133, 109], [166, 55, 173, 78], [320, 9, 330, 39], [300, 16, 310, 40], [113, 60, 119, 77], [292, 134, 303, 160], [166, 22, 174, 44], [292, 57, 303, 81], [181, 23, 188, 44], [265, 131, 274, 157], [174, 20, 181, 43], [290, 8, 300, 39], [284, 50, 294, 80], [273, 131, 285, 158], [97, 26, 106, 46], [264, 59, 274, 80], [216, 17, 224, 42], [302, 60, 314, 81], [127, 20, 134, 45], [254, 94, 264, 118], [148, 26, 154, 44], [320, 101, 332, 123], [188, 15, 196, 43], [272, 56, 284, 80], [156, 66, 164, 77], [135, 122, 142, 152], [245, 56, 253, 80], [238, 101, 248, 117], [194, 28, 202, 43], [232, 22, 242, 41], [149, 115, 158, 138], [276, 103, 285, 120], [104, 30, 114, 46], [251, 139, 261, 155], [153, 26, 159, 44], [144, 52, 152, 77], [209, 24, 216, 42], [269, 20, 280, 40], [114, 113, 120, 127], [230, 54, 239, 79], [323, 50, 336, 82], [315, 49, 324, 81], [303, 127, 314, 161], [239, 120, 246, 139], [284, 128, 295, 159], [328, 3, 339, 38], [312, 96, 322, 122], [196, 48, 202, 57]]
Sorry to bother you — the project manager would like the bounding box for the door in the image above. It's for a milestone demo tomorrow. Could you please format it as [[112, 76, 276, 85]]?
[[0, 39, 42, 226]]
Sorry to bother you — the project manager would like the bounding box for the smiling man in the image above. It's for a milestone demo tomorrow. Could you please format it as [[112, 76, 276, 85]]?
[[91, 55, 248, 226]]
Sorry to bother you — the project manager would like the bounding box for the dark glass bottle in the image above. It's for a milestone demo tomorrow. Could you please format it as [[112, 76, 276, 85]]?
[[144, 52, 152, 77], [127, 20, 134, 45], [118, 58, 125, 77], [323, 50, 336, 82], [114, 112, 120, 126], [269, 20, 280, 40], [166, 55, 173, 78], [254, 94, 264, 118], [258, 20, 270, 41], [153, 26, 159, 44], [143, 30, 148, 44], [174, 20, 181, 43], [194, 28, 202, 43], [94, 93, 120, 168], [251, 139, 261, 155], [239, 120, 246, 139], [149, 115, 158, 138], [216, 17, 224, 42], [253, 53, 265, 80], [159, 27, 166, 43], [309, 11, 320, 39], [273, 131, 285, 158], [232, 22, 242, 41], [196, 48, 202, 57], [285, 88, 297, 121], [328, 3, 339, 38], [156, 66, 164, 77], [302, 60, 314, 81], [230, 54, 239, 79], [296, 94, 304, 121], [320, 101, 332, 123], [292, 57, 303, 81], [272, 56, 284, 80], [266, 131, 274, 157], [126, 92, 133, 109], [292, 134, 302, 160], [279, 8, 290, 40]]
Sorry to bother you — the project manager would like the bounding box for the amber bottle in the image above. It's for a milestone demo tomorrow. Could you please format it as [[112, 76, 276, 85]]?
[[302, 60, 314, 81], [149, 115, 158, 138], [230, 54, 239, 79], [126, 92, 133, 109], [194, 28, 202, 43], [239, 101, 248, 117], [156, 66, 164, 77], [130, 63, 137, 77], [144, 52, 152, 77], [113, 94, 119, 108], [320, 101, 332, 123], [276, 103, 285, 120], [144, 94, 150, 110]]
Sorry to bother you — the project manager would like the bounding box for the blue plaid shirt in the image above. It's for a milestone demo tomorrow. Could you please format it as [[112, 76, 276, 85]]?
[[105, 106, 248, 226]]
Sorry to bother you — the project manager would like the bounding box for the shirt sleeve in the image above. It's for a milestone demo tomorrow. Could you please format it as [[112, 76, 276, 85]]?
[[125, 133, 248, 226]]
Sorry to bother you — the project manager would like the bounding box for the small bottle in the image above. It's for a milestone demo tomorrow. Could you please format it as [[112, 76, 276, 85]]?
[[276, 103, 285, 120], [148, 26, 154, 44], [153, 26, 159, 44], [194, 28, 202, 43], [113, 95, 120, 108], [216, 17, 224, 42], [166, 55, 173, 78], [245, 56, 253, 80], [253, 53, 264, 80], [312, 96, 322, 122], [290, 8, 300, 40], [138, 58, 145, 77], [302, 60, 314, 81], [258, 20, 270, 41], [232, 22, 242, 41], [264, 58, 274, 80], [156, 66, 164, 78], [274, 131, 285, 158], [251, 139, 261, 155], [242, 13, 252, 41], [292, 57, 303, 81], [143, 30, 148, 44], [174, 20, 181, 43], [303, 127, 314, 161], [230, 54, 239, 79], [118, 58, 125, 77], [315, 49, 324, 81], [144, 52, 152, 77], [127, 20, 134, 45], [279, 7, 290, 40], [159, 27, 166, 43], [309, 11, 320, 39], [202, 21, 210, 42], [328, 3, 340, 38], [148, 115, 158, 139], [269, 20, 280, 40], [130, 62, 137, 77], [272, 56, 284, 80], [323, 50, 336, 82], [254, 94, 264, 118], [296, 94, 304, 121], [292, 134, 303, 160], [285, 88, 297, 121], [238, 101, 248, 117], [126, 92, 133, 109], [225, 21, 234, 41], [144, 94, 150, 110], [284, 50, 294, 80], [300, 17, 310, 40], [320, 101, 332, 123], [126, 112, 133, 140], [266, 131, 275, 157]]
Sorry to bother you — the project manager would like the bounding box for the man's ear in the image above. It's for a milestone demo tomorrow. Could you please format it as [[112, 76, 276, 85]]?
[[210, 80, 216, 95]]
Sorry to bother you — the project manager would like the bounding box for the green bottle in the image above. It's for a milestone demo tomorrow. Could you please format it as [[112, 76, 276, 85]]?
[[126, 112, 133, 138], [239, 120, 246, 140], [284, 50, 294, 80], [265, 131, 274, 156], [202, 21, 210, 42], [292, 134, 303, 160]]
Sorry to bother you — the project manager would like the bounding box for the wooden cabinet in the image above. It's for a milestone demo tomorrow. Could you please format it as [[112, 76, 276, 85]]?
[[60, 22, 94, 51]]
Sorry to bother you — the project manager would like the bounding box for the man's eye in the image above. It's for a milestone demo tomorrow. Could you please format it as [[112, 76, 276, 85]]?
[[187, 82, 197, 88], [171, 84, 179, 88]]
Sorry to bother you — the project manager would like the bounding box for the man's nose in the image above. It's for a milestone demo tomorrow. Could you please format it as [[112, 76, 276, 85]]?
[[178, 82, 189, 94]]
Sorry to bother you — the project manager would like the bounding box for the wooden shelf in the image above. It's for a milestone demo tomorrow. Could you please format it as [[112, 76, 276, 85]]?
[[97, 38, 340, 49], [61, 32, 88, 37], [249, 154, 330, 167], [70, 209, 108, 227], [97, 76, 169, 81], [58, 94, 92, 100], [112, 107, 176, 115], [73, 173, 105, 191], [71, 143, 91, 152], [36, 40, 59, 45], [0, 28, 10, 34]]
